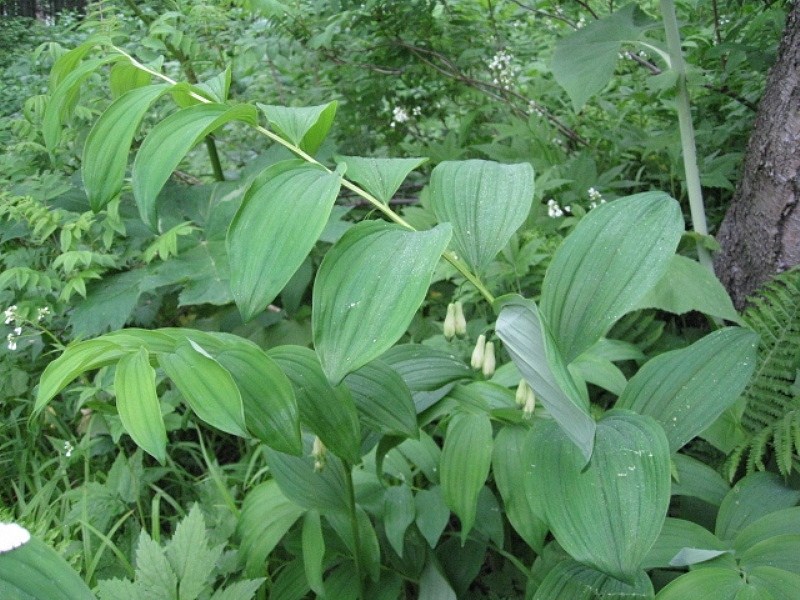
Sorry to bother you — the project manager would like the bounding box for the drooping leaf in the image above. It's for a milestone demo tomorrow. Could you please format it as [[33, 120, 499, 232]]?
[[381, 344, 472, 392], [237, 480, 306, 576], [429, 159, 534, 274], [671, 453, 730, 507], [495, 297, 596, 461], [83, 84, 171, 211], [268, 345, 361, 464], [344, 360, 418, 439], [616, 327, 759, 452], [258, 101, 337, 154], [552, 4, 655, 111], [325, 507, 381, 582], [540, 192, 684, 363], [337, 156, 427, 204], [634, 255, 743, 324], [440, 411, 493, 542], [529, 411, 671, 582], [158, 340, 248, 437], [114, 347, 167, 464], [533, 560, 654, 600], [132, 103, 258, 227], [414, 487, 450, 549], [301, 511, 325, 597], [418, 557, 457, 600], [109, 61, 152, 97], [384, 485, 415, 557], [227, 161, 341, 321], [313, 221, 451, 384]]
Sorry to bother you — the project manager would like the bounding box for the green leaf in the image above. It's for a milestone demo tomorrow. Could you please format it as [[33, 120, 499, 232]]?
[[0, 532, 97, 600], [738, 535, 800, 575], [83, 84, 171, 211], [344, 360, 418, 439], [492, 426, 548, 552], [313, 221, 452, 384], [533, 560, 654, 600], [227, 161, 341, 321], [35, 339, 127, 414], [214, 344, 301, 455], [747, 567, 800, 600], [381, 344, 472, 392], [258, 101, 337, 154], [419, 558, 457, 600], [208, 579, 265, 600], [336, 156, 427, 204], [440, 411, 493, 542], [384, 485, 415, 557], [529, 411, 671, 582], [540, 192, 684, 363], [552, 4, 655, 111], [132, 103, 258, 227], [495, 297, 596, 461], [325, 507, 381, 582], [616, 327, 758, 452], [69, 270, 146, 338], [654, 567, 751, 600], [49, 39, 101, 90], [715, 472, 800, 542], [135, 530, 177, 600], [634, 255, 743, 324], [414, 487, 450, 548], [268, 345, 361, 464], [672, 453, 730, 507], [734, 507, 800, 553], [643, 518, 728, 570], [115, 347, 167, 464], [109, 61, 152, 97], [429, 160, 534, 274], [301, 511, 325, 597], [166, 505, 221, 600], [237, 480, 306, 576], [158, 340, 248, 437]]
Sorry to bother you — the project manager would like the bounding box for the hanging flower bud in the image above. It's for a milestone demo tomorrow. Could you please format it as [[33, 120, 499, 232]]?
[[312, 436, 327, 472], [453, 301, 467, 336], [523, 387, 536, 419], [471, 334, 486, 369], [515, 379, 529, 407], [482, 341, 496, 377], [443, 303, 456, 340]]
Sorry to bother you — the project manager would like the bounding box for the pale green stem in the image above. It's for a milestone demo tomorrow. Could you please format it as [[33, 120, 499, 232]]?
[[659, 0, 714, 273], [111, 46, 497, 303], [344, 466, 365, 599]]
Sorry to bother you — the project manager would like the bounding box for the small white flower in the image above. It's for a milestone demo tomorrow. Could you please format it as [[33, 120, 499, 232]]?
[[64, 441, 74, 458], [412, 106, 422, 117], [3, 305, 17, 325], [6, 333, 17, 351], [391, 106, 409, 125], [547, 199, 564, 218], [36, 307, 50, 321], [0, 522, 31, 553]]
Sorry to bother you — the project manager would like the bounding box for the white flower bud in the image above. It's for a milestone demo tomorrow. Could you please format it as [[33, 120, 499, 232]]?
[[453, 301, 467, 336], [482, 342, 496, 377], [312, 436, 327, 472], [515, 379, 529, 407], [523, 387, 536, 419], [471, 334, 486, 369], [443, 303, 456, 340]]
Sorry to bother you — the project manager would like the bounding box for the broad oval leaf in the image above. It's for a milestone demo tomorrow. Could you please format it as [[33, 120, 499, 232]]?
[[654, 567, 747, 600], [313, 221, 452, 384], [214, 344, 301, 455], [671, 453, 730, 507], [384, 484, 415, 557], [258, 101, 337, 154], [540, 192, 683, 363], [429, 159, 534, 274], [381, 344, 472, 392], [747, 566, 800, 600], [158, 340, 247, 437], [734, 507, 800, 554], [114, 347, 167, 463], [227, 161, 341, 321], [132, 103, 258, 227], [268, 345, 361, 464], [738, 535, 800, 575], [643, 518, 728, 570], [344, 360, 418, 439], [616, 327, 758, 452], [534, 560, 654, 600], [529, 410, 671, 582], [337, 156, 427, 204], [415, 487, 450, 548], [495, 297, 596, 461], [83, 84, 171, 211], [440, 411, 493, 542]]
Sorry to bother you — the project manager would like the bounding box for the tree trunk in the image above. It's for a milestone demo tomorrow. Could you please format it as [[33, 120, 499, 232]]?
[[714, 2, 800, 309]]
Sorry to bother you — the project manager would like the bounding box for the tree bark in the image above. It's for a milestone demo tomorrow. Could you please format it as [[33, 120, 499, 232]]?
[[714, 2, 800, 309]]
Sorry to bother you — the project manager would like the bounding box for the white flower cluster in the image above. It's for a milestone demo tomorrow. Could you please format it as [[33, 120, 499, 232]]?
[[3, 305, 17, 325], [488, 50, 519, 90], [64, 441, 74, 458], [390, 105, 422, 128], [527, 100, 544, 118], [618, 50, 649, 61], [3, 305, 48, 351], [576, 16, 587, 29], [547, 199, 570, 218], [588, 187, 607, 209]]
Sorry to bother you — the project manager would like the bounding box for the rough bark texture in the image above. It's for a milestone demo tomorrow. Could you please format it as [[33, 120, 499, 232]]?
[[714, 2, 800, 309]]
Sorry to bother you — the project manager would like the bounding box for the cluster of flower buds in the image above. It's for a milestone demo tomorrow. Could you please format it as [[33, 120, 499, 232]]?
[[471, 334, 496, 377], [515, 379, 536, 419], [312, 436, 327, 472], [443, 301, 467, 340]]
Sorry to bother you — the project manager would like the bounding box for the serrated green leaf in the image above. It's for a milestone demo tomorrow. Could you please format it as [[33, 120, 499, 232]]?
[[228, 162, 341, 321], [336, 156, 427, 204], [533, 560, 654, 600], [617, 327, 758, 452], [414, 487, 450, 548], [301, 511, 325, 597], [133, 103, 258, 227], [492, 426, 548, 552], [258, 101, 337, 154], [135, 530, 177, 600], [313, 221, 451, 384], [208, 579, 264, 600], [634, 255, 743, 324], [237, 480, 305, 577], [268, 345, 360, 464], [166, 505, 221, 600], [384, 485, 415, 557], [495, 297, 596, 461], [429, 159, 534, 274], [83, 84, 171, 211], [97, 578, 138, 600], [344, 360, 418, 439], [540, 192, 684, 363], [158, 341, 247, 437], [643, 518, 728, 570], [440, 411, 492, 542], [115, 347, 167, 464], [529, 411, 671, 582]]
